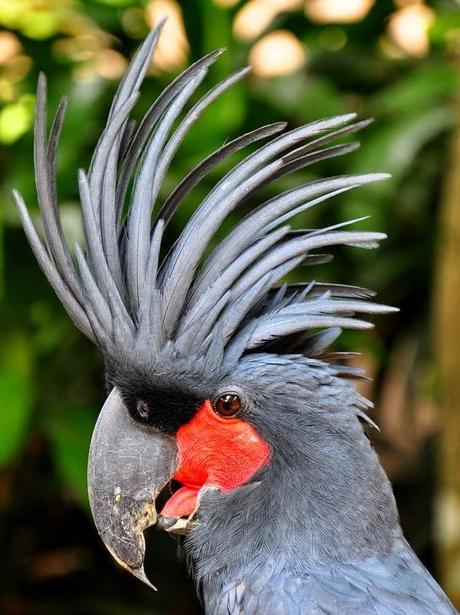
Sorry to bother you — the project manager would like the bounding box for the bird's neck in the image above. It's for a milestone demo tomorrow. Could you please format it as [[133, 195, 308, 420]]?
[[183, 412, 402, 598]]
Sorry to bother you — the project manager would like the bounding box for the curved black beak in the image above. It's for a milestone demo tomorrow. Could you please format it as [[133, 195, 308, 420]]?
[[87, 388, 177, 587]]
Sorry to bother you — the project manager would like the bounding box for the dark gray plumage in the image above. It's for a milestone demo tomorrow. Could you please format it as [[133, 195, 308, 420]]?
[[187, 356, 457, 614], [14, 22, 457, 615], [205, 542, 454, 615]]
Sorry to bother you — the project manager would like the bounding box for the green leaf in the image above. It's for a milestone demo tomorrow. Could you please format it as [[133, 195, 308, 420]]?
[[0, 372, 32, 465], [341, 104, 452, 224], [0, 332, 33, 465], [0, 199, 3, 300], [94, 0, 135, 6], [367, 64, 459, 118], [0, 95, 35, 144], [430, 13, 460, 46], [356, 106, 452, 177], [253, 74, 345, 124], [49, 405, 96, 508]]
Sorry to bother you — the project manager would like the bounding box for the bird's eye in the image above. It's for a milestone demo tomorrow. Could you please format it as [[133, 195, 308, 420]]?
[[136, 400, 151, 420], [213, 394, 242, 418]]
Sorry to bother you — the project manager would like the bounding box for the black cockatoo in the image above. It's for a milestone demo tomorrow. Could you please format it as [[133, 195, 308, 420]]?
[[14, 23, 457, 615]]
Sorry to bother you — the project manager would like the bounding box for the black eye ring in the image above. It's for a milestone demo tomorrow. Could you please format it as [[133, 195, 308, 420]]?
[[212, 393, 242, 418], [136, 400, 151, 420]]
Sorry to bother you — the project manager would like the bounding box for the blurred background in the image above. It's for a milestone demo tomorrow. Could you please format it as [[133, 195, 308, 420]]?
[[0, 0, 459, 613]]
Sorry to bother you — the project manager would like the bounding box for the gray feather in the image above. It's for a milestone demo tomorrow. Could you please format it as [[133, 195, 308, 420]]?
[[116, 47, 225, 210], [156, 122, 287, 226], [160, 115, 363, 336], [12, 189, 94, 340], [191, 174, 387, 304], [15, 28, 394, 368]]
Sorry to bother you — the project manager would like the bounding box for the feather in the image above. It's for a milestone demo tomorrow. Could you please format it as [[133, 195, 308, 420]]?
[[74, 243, 113, 336], [78, 170, 133, 332], [137, 219, 164, 345], [227, 231, 386, 306], [179, 226, 291, 333], [156, 122, 287, 226], [281, 117, 374, 163], [12, 189, 94, 340], [15, 28, 393, 366], [116, 47, 225, 210], [160, 115, 363, 337], [191, 174, 387, 304], [34, 74, 86, 307], [126, 68, 208, 311], [244, 315, 374, 351]]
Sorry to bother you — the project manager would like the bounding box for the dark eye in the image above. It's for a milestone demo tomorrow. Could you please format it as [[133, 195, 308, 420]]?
[[136, 400, 151, 420], [213, 394, 241, 418]]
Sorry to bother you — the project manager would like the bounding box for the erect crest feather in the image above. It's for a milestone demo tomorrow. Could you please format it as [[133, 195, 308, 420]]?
[[14, 22, 396, 370]]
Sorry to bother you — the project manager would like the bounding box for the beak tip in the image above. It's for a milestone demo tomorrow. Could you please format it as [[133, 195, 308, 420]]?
[[130, 565, 157, 590], [105, 540, 156, 589]]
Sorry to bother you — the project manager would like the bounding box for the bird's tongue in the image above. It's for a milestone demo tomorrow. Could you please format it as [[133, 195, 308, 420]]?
[[161, 485, 199, 518]]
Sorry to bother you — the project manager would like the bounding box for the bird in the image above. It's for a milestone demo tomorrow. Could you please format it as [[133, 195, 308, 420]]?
[[13, 22, 457, 615]]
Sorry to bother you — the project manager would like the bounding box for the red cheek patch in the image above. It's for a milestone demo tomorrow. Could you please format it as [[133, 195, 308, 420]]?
[[160, 400, 270, 519]]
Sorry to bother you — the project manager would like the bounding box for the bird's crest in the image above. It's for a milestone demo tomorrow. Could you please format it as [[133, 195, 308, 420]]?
[[14, 22, 394, 373]]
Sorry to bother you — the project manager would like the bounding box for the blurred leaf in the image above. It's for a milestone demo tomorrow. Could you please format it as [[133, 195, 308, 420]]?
[[368, 64, 459, 118], [0, 373, 32, 465], [96, 0, 136, 6], [0, 94, 35, 144], [19, 10, 60, 39], [199, 0, 233, 55], [0, 0, 23, 28], [0, 206, 3, 300], [354, 106, 452, 177], [342, 104, 452, 223], [252, 73, 345, 123], [49, 405, 95, 507], [430, 13, 460, 45], [0, 332, 33, 465]]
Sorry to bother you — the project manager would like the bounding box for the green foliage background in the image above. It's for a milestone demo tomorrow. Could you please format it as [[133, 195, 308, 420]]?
[[0, 0, 459, 613]]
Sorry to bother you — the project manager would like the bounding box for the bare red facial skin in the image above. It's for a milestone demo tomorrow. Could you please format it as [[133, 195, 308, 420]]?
[[160, 400, 271, 518]]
